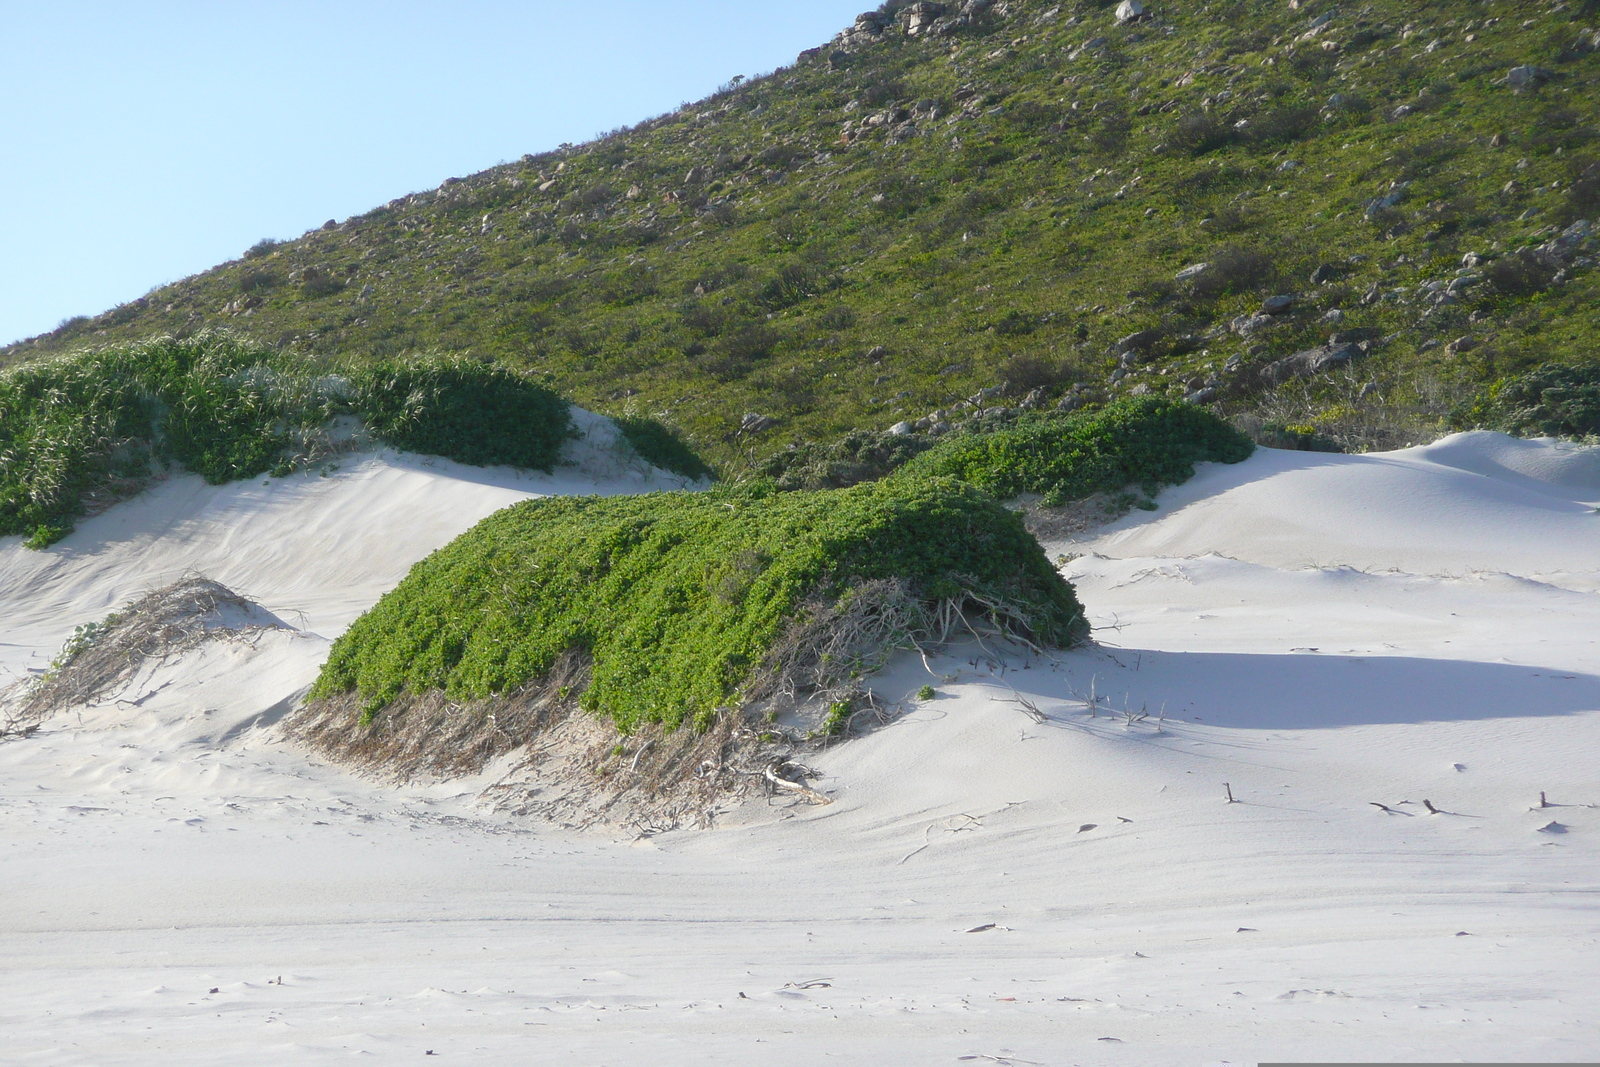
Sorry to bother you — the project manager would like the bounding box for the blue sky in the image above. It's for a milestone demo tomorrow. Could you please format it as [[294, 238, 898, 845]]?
[[0, 1, 865, 346]]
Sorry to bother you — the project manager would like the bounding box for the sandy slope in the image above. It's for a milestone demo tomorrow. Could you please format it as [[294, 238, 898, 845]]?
[[2, 431, 1598, 1065]]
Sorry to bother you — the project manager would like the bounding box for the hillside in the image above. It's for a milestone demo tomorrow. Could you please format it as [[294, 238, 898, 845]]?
[[8, 0, 1600, 466]]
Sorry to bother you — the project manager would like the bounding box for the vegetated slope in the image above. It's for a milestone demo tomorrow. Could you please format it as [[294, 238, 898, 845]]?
[[303, 476, 1087, 746], [9, 0, 1600, 465]]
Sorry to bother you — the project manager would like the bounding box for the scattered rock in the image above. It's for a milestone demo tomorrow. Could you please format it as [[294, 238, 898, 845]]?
[[740, 413, 778, 433], [1329, 327, 1379, 347], [1115, 329, 1163, 354], [1175, 262, 1210, 282], [902, 1, 949, 35], [1310, 263, 1341, 285], [684, 165, 714, 185], [1489, 132, 1509, 147], [1322, 308, 1345, 325], [1507, 65, 1554, 90], [1365, 181, 1411, 218], [1115, 0, 1147, 24], [888, 421, 916, 436], [1260, 294, 1296, 315], [1263, 342, 1361, 384], [1446, 335, 1478, 356], [1231, 313, 1276, 336]]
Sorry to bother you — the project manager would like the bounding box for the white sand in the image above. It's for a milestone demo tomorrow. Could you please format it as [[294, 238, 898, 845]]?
[[2, 430, 1597, 1065]]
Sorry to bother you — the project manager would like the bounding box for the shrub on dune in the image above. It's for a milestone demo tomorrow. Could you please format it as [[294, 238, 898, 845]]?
[[0, 334, 582, 546], [900, 397, 1255, 506], [296, 476, 1088, 770]]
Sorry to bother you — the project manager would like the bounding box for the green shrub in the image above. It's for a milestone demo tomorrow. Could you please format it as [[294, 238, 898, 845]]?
[[1248, 421, 1344, 452], [756, 427, 937, 490], [310, 476, 1088, 733], [1469, 361, 1600, 438], [0, 336, 578, 545], [900, 397, 1255, 506], [615, 416, 715, 481], [0, 332, 340, 544], [351, 355, 574, 471]]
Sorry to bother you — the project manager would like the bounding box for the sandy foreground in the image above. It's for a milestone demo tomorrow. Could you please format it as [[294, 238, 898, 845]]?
[[1, 428, 1597, 1065]]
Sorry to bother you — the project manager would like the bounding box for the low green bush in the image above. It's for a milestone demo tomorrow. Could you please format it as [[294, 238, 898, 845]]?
[[755, 427, 937, 491], [900, 397, 1255, 506], [310, 476, 1088, 733], [615, 416, 715, 481], [352, 355, 573, 470], [1253, 421, 1344, 453], [1466, 361, 1600, 439], [0, 334, 580, 545]]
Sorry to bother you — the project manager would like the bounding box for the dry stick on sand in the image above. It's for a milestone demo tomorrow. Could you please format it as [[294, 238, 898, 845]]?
[[1224, 783, 1238, 804], [1071, 675, 1104, 718], [764, 762, 831, 805], [1370, 802, 1414, 816]]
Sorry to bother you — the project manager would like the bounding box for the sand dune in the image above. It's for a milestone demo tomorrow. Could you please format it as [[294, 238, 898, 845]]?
[[2, 431, 1597, 1064]]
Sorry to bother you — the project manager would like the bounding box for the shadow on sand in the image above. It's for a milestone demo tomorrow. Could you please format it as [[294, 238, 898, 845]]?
[[1056, 648, 1600, 728]]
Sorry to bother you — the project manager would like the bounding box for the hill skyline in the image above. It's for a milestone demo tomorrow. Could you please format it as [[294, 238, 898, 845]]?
[[7, 0, 1599, 466]]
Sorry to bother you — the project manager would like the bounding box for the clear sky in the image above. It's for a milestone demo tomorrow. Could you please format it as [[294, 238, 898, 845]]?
[[0, 1, 865, 346]]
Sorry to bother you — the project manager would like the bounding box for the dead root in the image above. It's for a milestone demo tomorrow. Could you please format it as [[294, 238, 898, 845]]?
[[14, 575, 289, 725], [284, 650, 592, 781]]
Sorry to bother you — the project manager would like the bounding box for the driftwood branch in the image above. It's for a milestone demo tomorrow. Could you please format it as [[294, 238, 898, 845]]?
[[765, 762, 831, 805]]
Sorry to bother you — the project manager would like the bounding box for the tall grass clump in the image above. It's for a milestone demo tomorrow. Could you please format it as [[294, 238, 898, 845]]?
[[308, 476, 1088, 736], [900, 397, 1254, 506], [0, 334, 578, 547], [0, 332, 340, 547]]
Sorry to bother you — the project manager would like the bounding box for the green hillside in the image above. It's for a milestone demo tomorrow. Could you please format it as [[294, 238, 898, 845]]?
[[8, 0, 1600, 464]]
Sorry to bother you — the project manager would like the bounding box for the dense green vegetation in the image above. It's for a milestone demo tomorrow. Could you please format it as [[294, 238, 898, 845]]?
[[1456, 359, 1600, 437], [311, 476, 1088, 732], [0, 333, 573, 546], [351, 355, 574, 469], [901, 396, 1254, 503], [10, 0, 1598, 464]]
